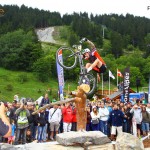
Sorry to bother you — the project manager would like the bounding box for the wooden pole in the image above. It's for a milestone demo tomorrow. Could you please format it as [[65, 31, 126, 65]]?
[[32, 84, 90, 131], [32, 97, 75, 115]]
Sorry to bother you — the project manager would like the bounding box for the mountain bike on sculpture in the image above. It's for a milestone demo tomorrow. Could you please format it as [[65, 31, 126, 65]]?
[[56, 39, 97, 97]]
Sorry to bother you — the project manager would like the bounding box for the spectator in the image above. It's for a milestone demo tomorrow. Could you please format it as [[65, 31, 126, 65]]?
[[26, 129, 32, 143], [108, 104, 125, 141], [146, 103, 150, 114], [121, 107, 128, 132], [146, 103, 150, 131], [62, 102, 73, 132], [141, 105, 150, 137], [90, 106, 100, 131], [99, 102, 109, 135], [71, 102, 77, 131], [27, 103, 34, 141], [130, 103, 142, 138], [40, 93, 50, 107], [48, 103, 62, 140], [7, 119, 16, 145], [14, 102, 30, 145], [14, 93, 19, 102], [8, 101, 18, 124], [106, 102, 113, 137], [32, 108, 39, 140], [35, 101, 39, 110], [37, 109, 47, 143], [86, 105, 91, 131], [124, 103, 132, 133], [0, 102, 12, 138], [43, 107, 50, 142]]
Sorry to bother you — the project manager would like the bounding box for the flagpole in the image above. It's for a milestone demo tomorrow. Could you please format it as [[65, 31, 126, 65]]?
[[117, 68, 118, 88], [102, 73, 103, 96], [109, 76, 110, 95]]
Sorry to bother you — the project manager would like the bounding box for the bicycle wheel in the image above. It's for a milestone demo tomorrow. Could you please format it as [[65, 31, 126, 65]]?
[[78, 73, 97, 97], [56, 46, 77, 70]]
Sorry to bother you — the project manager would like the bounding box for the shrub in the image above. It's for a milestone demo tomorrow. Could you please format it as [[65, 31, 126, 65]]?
[[17, 73, 28, 83], [5, 84, 13, 91]]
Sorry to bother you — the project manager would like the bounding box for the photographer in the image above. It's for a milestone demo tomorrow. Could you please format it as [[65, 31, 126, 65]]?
[[14, 100, 30, 145], [0, 102, 11, 138]]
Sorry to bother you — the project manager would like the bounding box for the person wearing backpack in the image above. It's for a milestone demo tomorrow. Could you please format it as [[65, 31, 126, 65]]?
[[14, 101, 30, 145], [48, 102, 62, 141]]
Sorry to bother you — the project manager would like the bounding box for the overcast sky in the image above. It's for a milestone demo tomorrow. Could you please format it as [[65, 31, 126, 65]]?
[[1, 0, 150, 18]]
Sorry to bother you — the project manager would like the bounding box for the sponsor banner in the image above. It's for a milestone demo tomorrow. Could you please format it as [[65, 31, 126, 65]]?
[[56, 49, 64, 101], [123, 67, 130, 103]]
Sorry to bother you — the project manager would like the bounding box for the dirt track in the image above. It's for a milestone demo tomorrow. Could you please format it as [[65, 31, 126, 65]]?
[[36, 27, 56, 43]]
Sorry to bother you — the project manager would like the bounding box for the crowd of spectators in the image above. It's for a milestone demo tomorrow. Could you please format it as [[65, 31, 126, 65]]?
[[0, 93, 150, 145]]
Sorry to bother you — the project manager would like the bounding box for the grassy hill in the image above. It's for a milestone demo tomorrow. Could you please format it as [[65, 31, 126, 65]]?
[[0, 65, 133, 103], [0, 66, 118, 102], [0, 67, 79, 102]]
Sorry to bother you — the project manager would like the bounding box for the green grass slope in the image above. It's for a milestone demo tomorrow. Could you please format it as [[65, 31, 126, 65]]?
[[0, 67, 78, 102]]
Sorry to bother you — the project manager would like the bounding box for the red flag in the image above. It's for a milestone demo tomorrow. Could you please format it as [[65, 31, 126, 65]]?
[[117, 69, 123, 77]]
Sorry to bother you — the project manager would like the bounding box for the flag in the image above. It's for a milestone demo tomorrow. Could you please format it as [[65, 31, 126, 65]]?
[[56, 49, 64, 101], [109, 70, 115, 79], [117, 69, 123, 77]]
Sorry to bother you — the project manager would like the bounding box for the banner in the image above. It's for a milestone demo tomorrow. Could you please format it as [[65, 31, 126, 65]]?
[[123, 67, 130, 103], [56, 49, 64, 101]]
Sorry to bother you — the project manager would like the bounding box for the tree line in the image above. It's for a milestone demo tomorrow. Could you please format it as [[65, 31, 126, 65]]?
[[1, 5, 150, 48], [0, 4, 150, 86]]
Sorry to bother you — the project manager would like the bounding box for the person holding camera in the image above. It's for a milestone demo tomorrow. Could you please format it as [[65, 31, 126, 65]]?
[[14, 100, 30, 145], [0, 102, 11, 138], [62, 102, 73, 132], [130, 102, 142, 138]]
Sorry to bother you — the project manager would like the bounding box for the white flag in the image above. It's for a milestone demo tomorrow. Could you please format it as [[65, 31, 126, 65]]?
[[109, 70, 115, 79]]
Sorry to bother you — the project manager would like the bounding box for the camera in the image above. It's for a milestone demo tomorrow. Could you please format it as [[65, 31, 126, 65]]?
[[20, 98, 27, 105]]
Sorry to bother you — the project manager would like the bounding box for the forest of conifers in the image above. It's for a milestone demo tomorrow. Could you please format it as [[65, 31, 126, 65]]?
[[0, 4, 150, 86]]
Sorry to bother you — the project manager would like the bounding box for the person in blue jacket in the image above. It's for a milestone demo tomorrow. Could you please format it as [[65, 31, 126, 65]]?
[[108, 104, 126, 141]]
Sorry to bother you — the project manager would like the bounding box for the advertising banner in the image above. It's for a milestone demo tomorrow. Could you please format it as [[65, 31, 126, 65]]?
[[56, 49, 64, 101], [123, 67, 130, 103]]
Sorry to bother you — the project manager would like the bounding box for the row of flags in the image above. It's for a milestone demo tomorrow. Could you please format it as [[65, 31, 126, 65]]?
[[108, 69, 124, 96], [108, 67, 130, 104], [109, 69, 123, 79]]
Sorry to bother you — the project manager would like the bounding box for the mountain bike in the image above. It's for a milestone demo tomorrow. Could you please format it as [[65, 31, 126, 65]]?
[[56, 39, 97, 97]]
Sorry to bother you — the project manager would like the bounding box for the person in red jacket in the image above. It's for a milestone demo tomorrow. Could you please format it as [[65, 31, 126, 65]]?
[[62, 102, 73, 132]]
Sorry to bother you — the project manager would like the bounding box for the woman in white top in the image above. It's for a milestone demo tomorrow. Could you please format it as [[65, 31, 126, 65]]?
[[90, 106, 100, 131]]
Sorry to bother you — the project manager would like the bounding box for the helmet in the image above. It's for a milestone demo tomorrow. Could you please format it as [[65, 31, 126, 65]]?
[[82, 48, 90, 55]]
